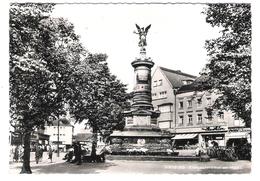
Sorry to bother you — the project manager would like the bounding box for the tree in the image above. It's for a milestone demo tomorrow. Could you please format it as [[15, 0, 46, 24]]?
[[9, 3, 85, 173], [202, 4, 251, 127], [68, 53, 129, 160]]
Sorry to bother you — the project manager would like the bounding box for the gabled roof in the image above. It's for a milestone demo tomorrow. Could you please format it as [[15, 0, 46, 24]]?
[[159, 66, 197, 88]]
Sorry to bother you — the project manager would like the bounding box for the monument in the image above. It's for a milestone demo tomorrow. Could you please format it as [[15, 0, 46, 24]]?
[[110, 24, 171, 154]]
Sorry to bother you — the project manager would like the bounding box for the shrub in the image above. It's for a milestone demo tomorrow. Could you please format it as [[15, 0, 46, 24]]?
[[216, 147, 238, 161], [235, 143, 251, 160]]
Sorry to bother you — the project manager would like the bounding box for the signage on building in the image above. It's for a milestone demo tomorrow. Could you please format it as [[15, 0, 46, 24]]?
[[202, 126, 225, 131]]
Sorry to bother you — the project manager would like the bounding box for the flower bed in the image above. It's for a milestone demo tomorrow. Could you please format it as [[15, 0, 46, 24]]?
[[110, 142, 173, 156]]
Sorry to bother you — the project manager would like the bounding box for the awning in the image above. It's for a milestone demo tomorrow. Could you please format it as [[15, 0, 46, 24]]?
[[172, 134, 198, 140], [226, 132, 249, 139]]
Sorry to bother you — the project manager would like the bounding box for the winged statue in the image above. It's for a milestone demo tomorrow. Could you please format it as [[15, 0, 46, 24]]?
[[134, 24, 151, 48]]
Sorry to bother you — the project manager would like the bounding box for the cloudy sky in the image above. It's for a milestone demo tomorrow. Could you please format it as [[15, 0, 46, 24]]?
[[51, 3, 222, 91]]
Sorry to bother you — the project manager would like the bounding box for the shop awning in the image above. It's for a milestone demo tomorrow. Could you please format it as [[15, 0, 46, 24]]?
[[226, 132, 249, 139], [172, 134, 198, 140]]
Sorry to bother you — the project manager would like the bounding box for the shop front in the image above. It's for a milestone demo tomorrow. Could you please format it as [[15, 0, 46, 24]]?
[[172, 133, 198, 149], [225, 129, 251, 147], [200, 132, 226, 147]]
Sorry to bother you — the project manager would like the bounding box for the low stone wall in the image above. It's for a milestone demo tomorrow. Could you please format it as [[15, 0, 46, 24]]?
[[106, 155, 201, 161]]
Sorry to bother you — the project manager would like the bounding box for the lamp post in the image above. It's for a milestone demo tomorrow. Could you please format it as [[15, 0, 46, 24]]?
[[57, 119, 60, 157]]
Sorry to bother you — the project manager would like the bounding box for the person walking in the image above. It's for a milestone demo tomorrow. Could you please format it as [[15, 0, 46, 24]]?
[[75, 142, 82, 165], [39, 144, 44, 162], [35, 143, 41, 164], [13, 146, 19, 162], [48, 145, 53, 163]]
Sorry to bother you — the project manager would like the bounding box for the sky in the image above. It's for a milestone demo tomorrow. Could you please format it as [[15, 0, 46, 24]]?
[[51, 3, 222, 91]]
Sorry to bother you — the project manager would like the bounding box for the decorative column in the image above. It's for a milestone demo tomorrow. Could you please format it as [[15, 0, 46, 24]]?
[[123, 24, 160, 130]]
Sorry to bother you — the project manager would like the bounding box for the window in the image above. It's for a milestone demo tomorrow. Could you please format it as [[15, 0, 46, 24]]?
[[206, 109, 213, 121], [188, 100, 192, 107], [206, 97, 212, 106], [153, 81, 157, 87], [197, 98, 202, 107], [179, 115, 184, 125], [188, 115, 193, 125], [159, 91, 167, 98], [127, 118, 133, 125], [152, 93, 157, 97], [218, 111, 224, 121], [197, 114, 203, 124], [151, 119, 157, 125], [179, 101, 184, 109], [186, 80, 193, 84], [234, 119, 240, 126], [158, 79, 163, 86]]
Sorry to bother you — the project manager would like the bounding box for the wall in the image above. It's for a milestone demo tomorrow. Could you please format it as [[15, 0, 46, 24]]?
[[175, 90, 244, 133], [44, 125, 73, 145], [151, 67, 176, 129]]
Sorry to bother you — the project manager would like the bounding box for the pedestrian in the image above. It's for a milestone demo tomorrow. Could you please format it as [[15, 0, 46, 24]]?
[[39, 144, 44, 162], [48, 145, 53, 163], [75, 142, 82, 165], [67, 147, 74, 162], [71, 142, 77, 163], [13, 146, 19, 162], [35, 143, 41, 164]]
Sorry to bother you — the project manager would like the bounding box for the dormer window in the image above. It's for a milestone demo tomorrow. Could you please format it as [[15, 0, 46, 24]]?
[[182, 79, 193, 85]]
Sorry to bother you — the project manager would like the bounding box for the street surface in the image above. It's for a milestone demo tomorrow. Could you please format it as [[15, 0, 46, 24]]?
[[9, 152, 251, 174]]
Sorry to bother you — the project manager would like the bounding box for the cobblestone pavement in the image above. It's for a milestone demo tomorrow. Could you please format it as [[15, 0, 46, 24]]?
[[9, 153, 251, 174]]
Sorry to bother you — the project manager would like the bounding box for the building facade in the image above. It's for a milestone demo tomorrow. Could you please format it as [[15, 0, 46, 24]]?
[[151, 66, 196, 129], [151, 66, 250, 147], [44, 119, 74, 149]]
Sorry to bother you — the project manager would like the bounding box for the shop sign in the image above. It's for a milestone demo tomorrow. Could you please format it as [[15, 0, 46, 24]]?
[[202, 126, 225, 131]]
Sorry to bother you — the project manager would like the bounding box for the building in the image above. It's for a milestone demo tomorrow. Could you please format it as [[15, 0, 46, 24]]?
[[151, 66, 250, 147], [43, 119, 74, 150], [151, 66, 196, 129]]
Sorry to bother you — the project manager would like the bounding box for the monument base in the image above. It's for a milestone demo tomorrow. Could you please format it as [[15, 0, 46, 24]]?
[[109, 127, 172, 155]]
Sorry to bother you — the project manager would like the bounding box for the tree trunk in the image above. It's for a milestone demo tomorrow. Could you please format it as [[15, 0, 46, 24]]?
[[91, 127, 98, 161], [20, 131, 32, 174]]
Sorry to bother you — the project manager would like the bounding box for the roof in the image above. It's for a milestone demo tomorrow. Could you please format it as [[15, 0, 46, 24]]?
[[176, 75, 211, 94], [50, 118, 73, 126], [159, 67, 197, 88]]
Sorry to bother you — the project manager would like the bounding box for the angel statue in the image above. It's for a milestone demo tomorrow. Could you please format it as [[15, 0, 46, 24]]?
[[134, 24, 151, 48]]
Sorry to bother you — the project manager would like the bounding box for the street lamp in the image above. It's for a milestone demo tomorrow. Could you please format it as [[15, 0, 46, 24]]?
[[57, 119, 60, 157]]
